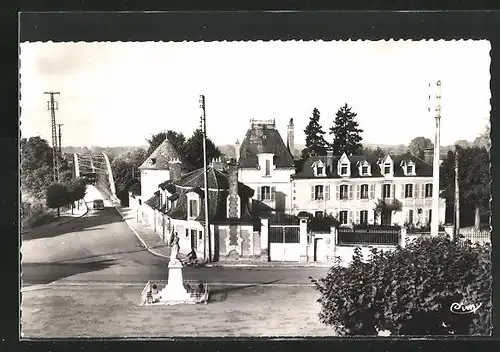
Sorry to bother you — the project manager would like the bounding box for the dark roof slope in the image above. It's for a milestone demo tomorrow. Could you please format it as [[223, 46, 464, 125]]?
[[175, 166, 254, 195], [292, 152, 433, 179], [238, 123, 295, 169], [139, 138, 192, 171]]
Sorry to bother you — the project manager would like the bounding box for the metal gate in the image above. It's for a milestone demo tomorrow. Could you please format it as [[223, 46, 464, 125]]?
[[269, 225, 301, 262]]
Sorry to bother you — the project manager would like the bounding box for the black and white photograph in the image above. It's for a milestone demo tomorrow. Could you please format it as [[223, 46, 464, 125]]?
[[20, 39, 492, 337]]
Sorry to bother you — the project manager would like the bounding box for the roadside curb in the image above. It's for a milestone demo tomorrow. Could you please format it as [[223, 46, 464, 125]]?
[[23, 281, 315, 288], [113, 206, 169, 260], [21, 201, 89, 235], [205, 263, 332, 268]]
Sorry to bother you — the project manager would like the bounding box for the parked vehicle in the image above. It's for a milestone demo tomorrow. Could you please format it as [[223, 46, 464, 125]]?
[[93, 199, 105, 210]]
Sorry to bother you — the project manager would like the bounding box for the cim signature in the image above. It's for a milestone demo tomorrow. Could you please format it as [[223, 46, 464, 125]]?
[[450, 302, 482, 314]]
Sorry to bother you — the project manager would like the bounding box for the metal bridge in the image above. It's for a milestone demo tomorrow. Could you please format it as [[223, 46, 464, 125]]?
[[73, 152, 117, 201]]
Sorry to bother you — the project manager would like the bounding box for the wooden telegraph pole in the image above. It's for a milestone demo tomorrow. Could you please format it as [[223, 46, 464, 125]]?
[[454, 145, 460, 241], [430, 81, 441, 237], [200, 95, 212, 262]]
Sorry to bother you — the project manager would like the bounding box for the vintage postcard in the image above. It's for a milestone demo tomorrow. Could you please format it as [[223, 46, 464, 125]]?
[[20, 40, 491, 337]]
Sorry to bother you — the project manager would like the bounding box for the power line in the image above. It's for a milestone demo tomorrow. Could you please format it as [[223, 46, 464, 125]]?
[[44, 91, 60, 182]]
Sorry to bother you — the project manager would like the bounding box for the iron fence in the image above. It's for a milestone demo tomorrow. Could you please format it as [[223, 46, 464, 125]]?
[[337, 228, 400, 246]]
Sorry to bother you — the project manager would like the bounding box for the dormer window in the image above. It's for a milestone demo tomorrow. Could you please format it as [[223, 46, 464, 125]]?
[[401, 160, 416, 176], [265, 159, 271, 176], [384, 164, 391, 175], [313, 161, 326, 177], [186, 192, 200, 220], [337, 153, 351, 177], [150, 158, 157, 166], [340, 164, 348, 176], [357, 160, 372, 176]]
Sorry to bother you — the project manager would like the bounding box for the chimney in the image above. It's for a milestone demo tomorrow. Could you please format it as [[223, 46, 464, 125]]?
[[326, 149, 334, 173], [169, 157, 182, 182], [287, 118, 295, 155], [226, 158, 241, 219], [423, 148, 433, 165], [211, 157, 225, 172], [234, 139, 240, 162]]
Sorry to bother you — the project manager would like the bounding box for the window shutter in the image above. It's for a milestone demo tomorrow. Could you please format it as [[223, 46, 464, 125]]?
[[325, 185, 330, 200], [369, 210, 375, 224], [336, 185, 340, 200], [356, 185, 360, 199], [404, 210, 409, 224], [370, 184, 375, 199], [185, 228, 189, 237], [355, 211, 359, 224], [348, 211, 353, 224], [414, 184, 419, 198], [422, 184, 426, 198], [424, 209, 429, 224], [401, 184, 405, 199], [271, 186, 276, 201], [349, 185, 353, 200], [257, 187, 261, 201], [310, 186, 315, 200], [391, 184, 395, 198]]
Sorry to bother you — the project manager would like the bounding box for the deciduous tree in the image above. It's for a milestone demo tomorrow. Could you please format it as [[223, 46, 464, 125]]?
[[21, 137, 55, 200], [46, 183, 70, 217], [65, 177, 87, 214], [184, 129, 221, 169], [304, 108, 328, 156], [408, 136, 434, 159], [329, 104, 363, 156]]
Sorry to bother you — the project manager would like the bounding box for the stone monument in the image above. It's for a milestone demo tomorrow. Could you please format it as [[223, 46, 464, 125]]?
[[158, 232, 193, 304]]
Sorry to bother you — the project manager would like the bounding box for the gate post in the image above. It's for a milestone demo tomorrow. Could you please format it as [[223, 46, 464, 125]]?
[[299, 215, 308, 262], [260, 218, 269, 256]]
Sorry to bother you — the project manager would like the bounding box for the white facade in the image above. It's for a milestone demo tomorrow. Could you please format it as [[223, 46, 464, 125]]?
[[141, 169, 170, 200], [239, 160, 295, 213], [293, 176, 446, 226]]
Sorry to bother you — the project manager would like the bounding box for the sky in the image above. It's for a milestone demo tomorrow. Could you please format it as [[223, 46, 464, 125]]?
[[19, 40, 491, 148]]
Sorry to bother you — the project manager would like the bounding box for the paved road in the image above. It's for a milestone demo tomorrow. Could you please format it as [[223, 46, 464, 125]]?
[[22, 189, 329, 286]]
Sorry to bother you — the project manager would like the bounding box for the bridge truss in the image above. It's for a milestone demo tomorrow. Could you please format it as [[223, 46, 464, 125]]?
[[74, 152, 117, 200]]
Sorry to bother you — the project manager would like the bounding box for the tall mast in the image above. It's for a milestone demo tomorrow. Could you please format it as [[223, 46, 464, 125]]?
[[200, 95, 212, 262], [430, 81, 441, 237]]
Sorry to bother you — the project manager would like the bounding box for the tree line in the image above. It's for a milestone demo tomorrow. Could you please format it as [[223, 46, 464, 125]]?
[[21, 136, 87, 217], [112, 129, 221, 205]]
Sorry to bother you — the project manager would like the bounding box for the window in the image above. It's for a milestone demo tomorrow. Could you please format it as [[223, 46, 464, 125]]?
[[265, 159, 271, 176], [189, 199, 199, 218], [428, 209, 432, 225], [360, 184, 369, 199], [315, 211, 324, 219], [407, 165, 414, 174], [340, 164, 348, 175], [361, 165, 369, 175], [425, 183, 433, 198], [384, 164, 391, 174], [261, 186, 271, 200], [315, 185, 324, 200], [198, 230, 203, 240], [150, 158, 156, 165], [360, 210, 369, 224], [316, 166, 324, 175], [405, 184, 413, 198], [408, 209, 414, 224], [383, 184, 392, 198], [340, 185, 349, 200], [339, 211, 348, 225]]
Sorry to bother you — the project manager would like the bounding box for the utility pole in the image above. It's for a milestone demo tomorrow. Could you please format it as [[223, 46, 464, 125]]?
[[57, 124, 64, 156], [44, 91, 60, 182], [454, 145, 460, 241], [200, 95, 212, 262], [430, 81, 441, 237]]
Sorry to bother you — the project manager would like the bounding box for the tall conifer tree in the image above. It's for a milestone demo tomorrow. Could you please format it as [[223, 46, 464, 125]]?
[[304, 108, 327, 156], [330, 104, 363, 155]]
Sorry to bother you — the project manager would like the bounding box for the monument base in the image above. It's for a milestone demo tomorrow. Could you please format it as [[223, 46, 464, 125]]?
[[157, 260, 197, 305]]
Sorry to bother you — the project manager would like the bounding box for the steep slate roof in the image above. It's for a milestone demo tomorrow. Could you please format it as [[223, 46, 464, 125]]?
[[292, 152, 433, 179], [238, 123, 295, 169], [164, 166, 258, 225], [139, 138, 192, 171]]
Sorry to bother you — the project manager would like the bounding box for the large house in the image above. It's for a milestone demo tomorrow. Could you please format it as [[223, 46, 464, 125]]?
[[236, 119, 296, 214], [292, 149, 446, 227], [138, 138, 193, 200], [137, 158, 270, 261]]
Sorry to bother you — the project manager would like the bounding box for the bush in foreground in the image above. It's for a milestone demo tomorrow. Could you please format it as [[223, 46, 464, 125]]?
[[311, 235, 491, 336]]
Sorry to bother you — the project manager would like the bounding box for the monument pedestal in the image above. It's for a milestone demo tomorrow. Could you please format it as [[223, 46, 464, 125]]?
[[158, 260, 193, 304]]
